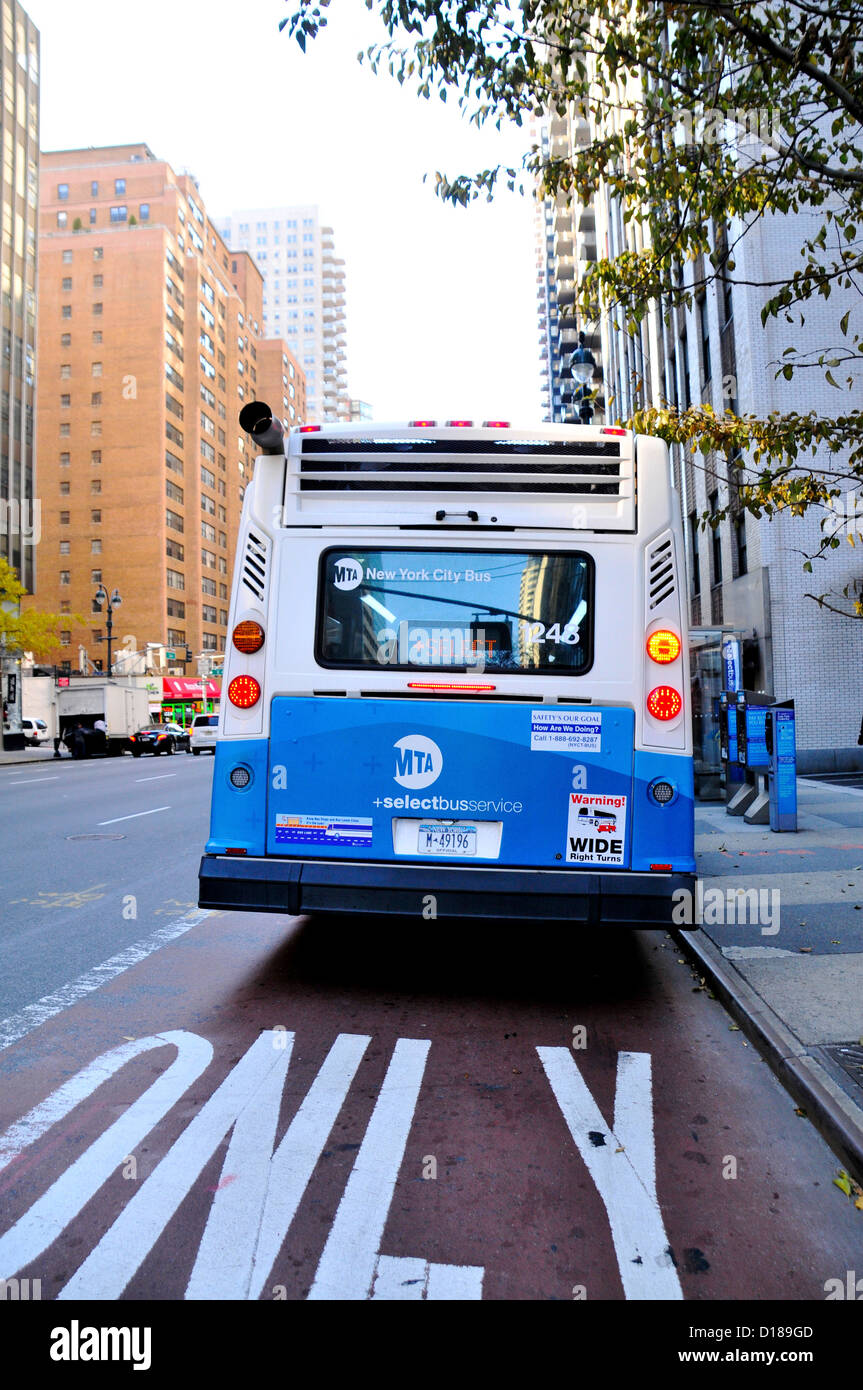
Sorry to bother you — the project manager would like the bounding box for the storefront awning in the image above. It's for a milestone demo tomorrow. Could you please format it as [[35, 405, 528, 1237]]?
[[162, 677, 221, 699]]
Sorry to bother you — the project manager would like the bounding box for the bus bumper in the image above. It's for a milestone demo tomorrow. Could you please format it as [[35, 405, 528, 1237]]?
[[198, 855, 697, 927]]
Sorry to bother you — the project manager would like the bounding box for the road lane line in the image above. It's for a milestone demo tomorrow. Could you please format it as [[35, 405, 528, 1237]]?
[[308, 1037, 431, 1301], [242, 1032, 371, 1301], [0, 910, 211, 1054], [58, 1033, 287, 1300], [537, 1047, 683, 1301], [0, 1032, 213, 1282], [98, 805, 170, 825], [135, 774, 176, 782], [4, 776, 60, 786]]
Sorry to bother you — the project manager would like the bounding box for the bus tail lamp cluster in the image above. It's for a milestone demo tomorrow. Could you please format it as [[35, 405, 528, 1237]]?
[[232, 620, 265, 654], [646, 686, 682, 721], [646, 629, 681, 664], [228, 675, 261, 709]]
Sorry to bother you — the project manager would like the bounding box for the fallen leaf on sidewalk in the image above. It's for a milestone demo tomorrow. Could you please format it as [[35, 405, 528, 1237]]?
[[794, 1107, 807, 1117], [834, 1171, 852, 1197], [729, 1024, 740, 1031]]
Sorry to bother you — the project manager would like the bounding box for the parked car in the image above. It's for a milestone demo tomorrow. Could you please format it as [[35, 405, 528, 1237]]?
[[128, 723, 190, 756], [190, 712, 219, 755], [21, 718, 50, 747]]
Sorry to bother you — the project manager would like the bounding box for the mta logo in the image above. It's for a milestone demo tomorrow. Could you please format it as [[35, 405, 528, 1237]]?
[[393, 735, 443, 789], [332, 557, 363, 591]]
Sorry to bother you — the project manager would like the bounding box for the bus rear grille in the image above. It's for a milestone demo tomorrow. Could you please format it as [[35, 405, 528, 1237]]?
[[647, 534, 676, 608], [297, 437, 623, 497], [241, 529, 269, 603]]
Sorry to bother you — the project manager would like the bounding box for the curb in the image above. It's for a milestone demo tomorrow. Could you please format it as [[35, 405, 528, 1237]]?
[[674, 926, 863, 1189]]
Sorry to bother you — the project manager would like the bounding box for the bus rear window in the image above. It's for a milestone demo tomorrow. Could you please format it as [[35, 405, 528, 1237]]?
[[317, 549, 594, 674]]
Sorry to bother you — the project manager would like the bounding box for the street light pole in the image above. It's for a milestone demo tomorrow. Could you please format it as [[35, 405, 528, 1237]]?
[[93, 584, 122, 676]]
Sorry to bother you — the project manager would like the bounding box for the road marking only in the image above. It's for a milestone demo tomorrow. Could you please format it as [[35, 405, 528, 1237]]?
[[98, 806, 170, 825], [135, 774, 176, 782], [4, 776, 60, 787]]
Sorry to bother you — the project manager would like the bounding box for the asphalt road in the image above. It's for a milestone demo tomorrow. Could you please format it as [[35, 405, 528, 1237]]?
[[1, 753, 862, 1311]]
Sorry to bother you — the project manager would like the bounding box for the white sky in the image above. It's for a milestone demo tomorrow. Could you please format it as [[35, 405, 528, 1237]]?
[[25, 0, 543, 422]]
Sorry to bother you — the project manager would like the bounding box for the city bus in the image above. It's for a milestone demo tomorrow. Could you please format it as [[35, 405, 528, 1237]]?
[[198, 406, 696, 925]]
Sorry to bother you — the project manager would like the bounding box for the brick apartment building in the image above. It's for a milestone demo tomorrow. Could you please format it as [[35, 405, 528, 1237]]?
[[29, 143, 305, 675]]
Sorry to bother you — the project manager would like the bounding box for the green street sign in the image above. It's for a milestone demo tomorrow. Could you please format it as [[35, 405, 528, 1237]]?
[[165, 649, 176, 660]]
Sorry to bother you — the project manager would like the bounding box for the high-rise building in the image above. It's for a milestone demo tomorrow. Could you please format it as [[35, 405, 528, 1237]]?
[[216, 206, 348, 422], [0, 0, 39, 592], [30, 144, 305, 674], [534, 102, 863, 772]]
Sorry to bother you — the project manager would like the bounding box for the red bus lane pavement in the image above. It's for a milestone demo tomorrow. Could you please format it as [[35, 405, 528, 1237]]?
[[0, 909, 860, 1303]]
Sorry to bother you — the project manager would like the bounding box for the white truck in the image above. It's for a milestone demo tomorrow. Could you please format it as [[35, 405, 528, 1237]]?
[[57, 681, 149, 758]]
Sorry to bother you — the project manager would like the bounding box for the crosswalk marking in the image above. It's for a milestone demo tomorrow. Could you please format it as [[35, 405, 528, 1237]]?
[[372, 1254, 485, 1300], [537, 1047, 682, 1300]]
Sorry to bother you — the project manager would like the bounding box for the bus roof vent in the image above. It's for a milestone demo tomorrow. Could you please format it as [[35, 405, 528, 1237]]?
[[241, 528, 269, 603], [281, 425, 636, 531], [647, 532, 676, 609]]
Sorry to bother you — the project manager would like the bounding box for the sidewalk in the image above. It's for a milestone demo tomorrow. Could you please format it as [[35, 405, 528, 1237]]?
[[0, 747, 65, 765], [678, 778, 863, 1186]]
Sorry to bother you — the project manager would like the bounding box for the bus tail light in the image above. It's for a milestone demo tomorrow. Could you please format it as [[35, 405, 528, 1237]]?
[[232, 620, 265, 654], [646, 686, 682, 721], [646, 629, 681, 664], [410, 419, 437, 427], [228, 675, 261, 709], [483, 420, 510, 428], [446, 419, 473, 427]]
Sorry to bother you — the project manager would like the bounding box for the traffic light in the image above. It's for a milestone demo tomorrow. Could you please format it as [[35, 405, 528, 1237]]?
[[185, 646, 193, 662]]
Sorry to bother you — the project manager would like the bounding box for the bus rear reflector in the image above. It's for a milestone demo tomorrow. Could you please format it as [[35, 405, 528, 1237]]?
[[228, 675, 261, 709], [225, 847, 248, 855], [646, 630, 681, 664], [232, 620, 265, 654], [647, 686, 682, 721], [650, 863, 672, 871]]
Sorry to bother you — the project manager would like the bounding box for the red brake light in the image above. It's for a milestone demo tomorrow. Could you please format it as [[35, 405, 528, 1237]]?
[[602, 427, 627, 436], [228, 675, 261, 709], [483, 420, 510, 428], [646, 630, 681, 664], [446, 419, 473, 427], [299, 424, 321, 433], [647, 686, 682, 721], [406, 682, 497, 691], [233, 620, 265, 654], [410, 419, 437, 427]]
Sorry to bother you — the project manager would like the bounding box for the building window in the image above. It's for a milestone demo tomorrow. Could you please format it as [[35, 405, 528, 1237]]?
[[91, 569, 102, 582], [167, 629, 186, 647], [60, 452, 70, 467], [60, 631, 71, 646], [60, 571, 70, 585], [62, 249, 73, 264], [60, 363, 71, 378], [91, 392, 102, 406], [709, 491, 722, 584], [92, 302, 103, 316], [60, 423, 71, 436], [62, 276, 72, 291], [202, 576, 217, 596], [59, 481, 70, 496], [59, 511, 70, 525], [202, 520, 216, 542], [62, 305, 72, 318], [734, 513, 748, 577], [688, 512, 700, 595], [92, 361, 102, 376], [91, 478, 101, 494], [166, 509, 184, 533], [91, 509, 101, 524], [91, 180, 98, 197], [91, 539, 102, 553], [60, 600, 71, 614], [91, 449, 101, 464], [166, 478, 184, 503], [89, 208, 97, 225], [57, 211, 67, 228], [92, 331, 102, 344], [93, 246, 103, 260], [166, 598, 186, 619], [202, 604, 217, 623], [61, 332, 71, 346], [59, 539, 70, 552], [60, 393, 71, 408], [91, 420, 102, 435], [166, 538, 185, 561], [93, 274, 103, 289], [698, 295, 711, 385], [114, 178, 126, 195], [166, 568, 185, 590]]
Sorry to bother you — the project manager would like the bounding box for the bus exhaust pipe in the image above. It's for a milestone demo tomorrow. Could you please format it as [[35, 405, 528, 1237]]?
[[239, 401, 285, 454]]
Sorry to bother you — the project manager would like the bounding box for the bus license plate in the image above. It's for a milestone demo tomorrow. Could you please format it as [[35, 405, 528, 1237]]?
[[417, 823, 477, 856]]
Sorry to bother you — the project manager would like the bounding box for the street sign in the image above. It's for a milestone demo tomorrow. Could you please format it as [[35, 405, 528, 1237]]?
[[165, 649, 176, 660], [211, 667, 223, 676]]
